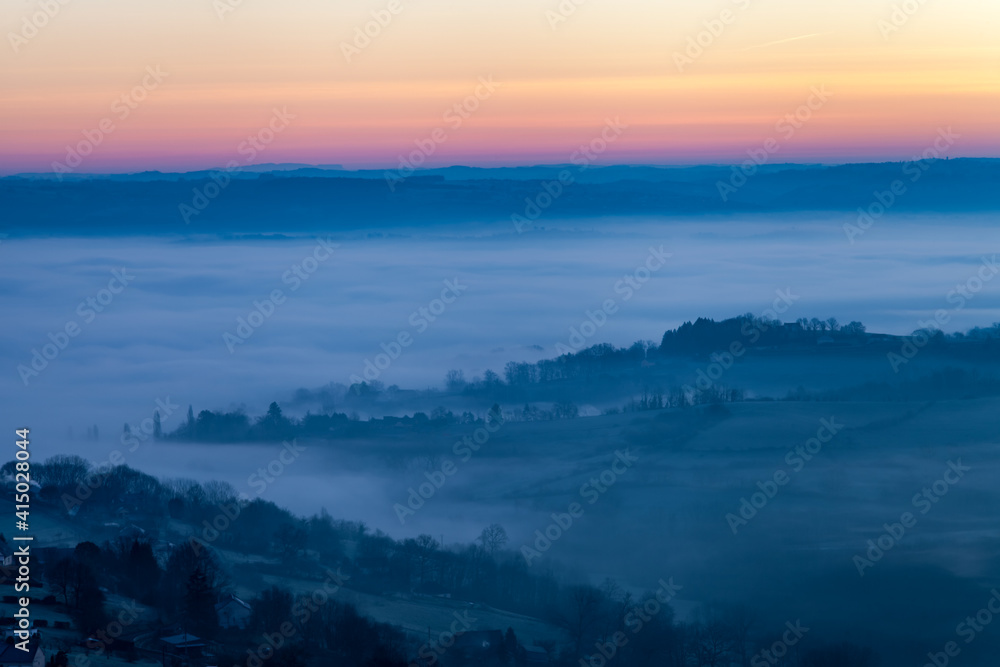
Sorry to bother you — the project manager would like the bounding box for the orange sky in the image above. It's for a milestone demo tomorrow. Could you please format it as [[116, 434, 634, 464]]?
[[1, 0, 998, 172]]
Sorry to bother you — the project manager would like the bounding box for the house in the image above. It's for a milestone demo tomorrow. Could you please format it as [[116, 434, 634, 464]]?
[[0, 643, 45, 667], [216, 594, 253, 629]]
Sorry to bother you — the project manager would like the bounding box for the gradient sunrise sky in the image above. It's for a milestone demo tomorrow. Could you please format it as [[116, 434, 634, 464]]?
[[1, 0, 997, 173]]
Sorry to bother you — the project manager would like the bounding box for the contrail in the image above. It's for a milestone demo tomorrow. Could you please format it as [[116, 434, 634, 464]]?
[[740, 33, 827, 51]]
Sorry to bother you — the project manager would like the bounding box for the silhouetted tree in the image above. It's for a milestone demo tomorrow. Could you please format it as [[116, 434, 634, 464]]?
[[167, 496, 185, 519], [801, 642, 878, 667], [74, 573, 108, 635], [560, 585, 606, 659], [184, 566, 219, 639], [256, 401, 294, 440], [843, 321, 866, 335], [125, 540, 161, 604], [479, 524, 508, 556], [251, 586, 294, 635], [163, 540, 225, 616], [445, 369, 467, 391]]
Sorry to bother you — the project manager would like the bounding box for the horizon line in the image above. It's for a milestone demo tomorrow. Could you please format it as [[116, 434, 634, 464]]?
[[1, 156, 994, 179]]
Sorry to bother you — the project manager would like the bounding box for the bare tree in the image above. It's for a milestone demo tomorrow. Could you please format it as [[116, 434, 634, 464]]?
[[405, 534, 439, 583], [688, 605, 735, 667], [560, 585, 606, 659], [445, 369, 466, 391], [478, 523, 509, 556], [843, 321, 866, 336], [724, 604, 756, 667], [37, 455, 91, 488], [203, 480, 240, 506]]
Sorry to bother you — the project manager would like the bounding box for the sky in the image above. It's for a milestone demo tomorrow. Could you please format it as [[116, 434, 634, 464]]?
[[1, 0, 998, 173]]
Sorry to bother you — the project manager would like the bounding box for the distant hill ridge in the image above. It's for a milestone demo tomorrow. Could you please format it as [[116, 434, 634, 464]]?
[[2, 159, 998, 236]]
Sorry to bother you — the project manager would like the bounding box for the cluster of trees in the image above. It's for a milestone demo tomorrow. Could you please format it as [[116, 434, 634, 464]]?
[[429, 315, 868, 402], [164, 402, 307, 442], [8, 454, 163, 516], [424, 317, 1000, 407], [42, 539, 225, 638], [501, 579, 879, 667], [158, 401, 505, 443], [659, 314, 867, 355], [447, 342, 657, 396], [159, 397, 586, 444], [19, 456, 884, 666], [22, 456, 557, 618], [41, 543, 110, 635], [208, 318, 1000, 442], [43, 539, 408, 666], [791, 317, 865, 334], [515, 401, 579, 421], [952, 323, 1000, 340], [342, 319, 1000, 427], [794, 367, 1000, 403], [618, 387, 744, 413]]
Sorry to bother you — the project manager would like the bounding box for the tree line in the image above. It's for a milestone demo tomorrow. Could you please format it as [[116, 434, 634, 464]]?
[[15, 456, 882, 666]]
